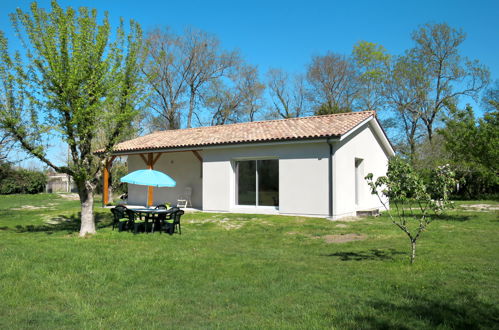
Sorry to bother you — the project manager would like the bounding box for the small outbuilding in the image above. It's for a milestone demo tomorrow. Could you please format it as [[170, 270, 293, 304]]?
[[103, 111, 394, 219]]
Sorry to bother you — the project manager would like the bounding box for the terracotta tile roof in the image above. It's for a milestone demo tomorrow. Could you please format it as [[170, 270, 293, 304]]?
[[108, 111, 376, 154]]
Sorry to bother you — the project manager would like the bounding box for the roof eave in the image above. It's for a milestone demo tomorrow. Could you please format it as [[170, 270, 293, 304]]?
[[104, 136, 342, 156]]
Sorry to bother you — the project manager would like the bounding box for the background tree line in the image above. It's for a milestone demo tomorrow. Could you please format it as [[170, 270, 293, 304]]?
[[140, 23, 496, 198]]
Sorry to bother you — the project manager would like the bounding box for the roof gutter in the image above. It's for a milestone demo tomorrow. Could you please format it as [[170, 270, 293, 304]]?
[[99, 137, 340, 157]]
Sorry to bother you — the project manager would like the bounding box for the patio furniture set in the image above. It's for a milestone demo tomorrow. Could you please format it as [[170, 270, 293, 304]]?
[[111, 204, 184, 235]]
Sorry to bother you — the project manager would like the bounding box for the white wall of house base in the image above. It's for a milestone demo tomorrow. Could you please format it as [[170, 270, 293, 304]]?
[[202, 142, 330, 217], [332, 121, 390, 217], [127, 152, 202, 208], [202, 120, 390, 219]]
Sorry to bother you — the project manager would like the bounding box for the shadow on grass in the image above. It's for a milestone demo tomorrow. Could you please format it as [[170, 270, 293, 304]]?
[[433, 213, 472, 222], [6, 213, 111, 234], [356, 291, 499, 329], [325, 248, 405, 261]]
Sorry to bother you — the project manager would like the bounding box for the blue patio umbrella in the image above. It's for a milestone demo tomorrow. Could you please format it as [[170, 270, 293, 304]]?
[[120, 169, 176, 206], [120, 169, 176, 187]]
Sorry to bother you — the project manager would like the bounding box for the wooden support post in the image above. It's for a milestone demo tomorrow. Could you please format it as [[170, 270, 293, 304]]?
[[191, 150, 203, 162], [192, 150, 203, 178], [103, 163, 109, 206], [103, 156, 116, 206]]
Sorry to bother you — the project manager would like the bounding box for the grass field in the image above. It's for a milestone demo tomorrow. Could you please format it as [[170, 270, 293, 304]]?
[[0, 194, 498, 329]]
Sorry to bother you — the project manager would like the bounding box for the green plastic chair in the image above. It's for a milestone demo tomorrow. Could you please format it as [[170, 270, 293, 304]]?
[[111, 205, 130, 231], [162, 208, 184, 235]]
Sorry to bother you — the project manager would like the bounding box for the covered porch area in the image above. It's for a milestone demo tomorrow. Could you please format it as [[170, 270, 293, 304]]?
[[102, 149, 203, 209]]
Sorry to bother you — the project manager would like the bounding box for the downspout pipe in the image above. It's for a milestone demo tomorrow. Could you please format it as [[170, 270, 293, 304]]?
[[327, 138, 336, 219]]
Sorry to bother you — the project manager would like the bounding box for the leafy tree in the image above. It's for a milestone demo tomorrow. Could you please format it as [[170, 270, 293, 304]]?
[[0, 162, 47, 194], [0, 1, 144, 236], [0, 131, 15, 162], [440, 105, 499, 197], [366, 157, 456, 264], [352, 41, 390, 112]]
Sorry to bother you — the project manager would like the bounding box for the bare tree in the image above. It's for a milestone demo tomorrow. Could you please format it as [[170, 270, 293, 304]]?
[[202, 64, 265, 125], [411, 23, 490, 141], [238, 65, 265, 122], [182, 29, 240, 128], [203, 78, 243, 126], [143, 28, 187, 130], [306, 52, 358, 114], [267, 68, 307, 118], [385, 53, 429, 160], [482, 79, 499, 112]]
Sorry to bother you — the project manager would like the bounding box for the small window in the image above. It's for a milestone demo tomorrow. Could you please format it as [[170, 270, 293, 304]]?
[[355, 158, 364, 205], [236, 159, 279, 207]]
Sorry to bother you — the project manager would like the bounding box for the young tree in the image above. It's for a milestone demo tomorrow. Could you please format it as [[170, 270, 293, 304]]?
[[0, 1, 144, 236], [411, 23, 490, 141], [366, 158, 456, 264], [266, 68, 308, 119], [306, 52, 358, 114]]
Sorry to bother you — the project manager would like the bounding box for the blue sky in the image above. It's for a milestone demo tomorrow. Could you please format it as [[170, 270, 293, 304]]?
[[1, 0, 498, 167]]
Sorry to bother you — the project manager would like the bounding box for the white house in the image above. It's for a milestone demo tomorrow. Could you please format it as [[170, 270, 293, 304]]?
[[104, 111, 394, 219]]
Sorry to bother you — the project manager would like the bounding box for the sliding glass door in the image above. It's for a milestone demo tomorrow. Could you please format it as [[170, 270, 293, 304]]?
[[236, 159, 279, 207]]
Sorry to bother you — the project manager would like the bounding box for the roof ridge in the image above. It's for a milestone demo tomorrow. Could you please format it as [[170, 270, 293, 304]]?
[[147, 110, 376, 135]]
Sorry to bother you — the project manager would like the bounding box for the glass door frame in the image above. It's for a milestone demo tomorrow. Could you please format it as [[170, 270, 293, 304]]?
[[234, 157, 279, 209]]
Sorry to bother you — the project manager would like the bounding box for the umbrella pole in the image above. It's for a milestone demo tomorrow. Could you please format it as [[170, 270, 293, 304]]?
[[147, 186, 153, 207]]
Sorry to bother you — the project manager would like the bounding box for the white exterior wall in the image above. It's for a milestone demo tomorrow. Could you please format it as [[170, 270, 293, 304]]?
[[127, 152, 202, 208], [202, 142, 330, 217], [125, 118, 391, 219], [332, 121, 390, 218]]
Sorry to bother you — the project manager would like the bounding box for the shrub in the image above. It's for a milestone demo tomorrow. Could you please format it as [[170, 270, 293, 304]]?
[[0, 163, 47, 194]]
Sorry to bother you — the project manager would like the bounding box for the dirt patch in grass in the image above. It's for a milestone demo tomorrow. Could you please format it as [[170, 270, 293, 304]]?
[[11, 202, 59, 211], [335, 224, 348, 228], [12, 205, 50, 210], [459, 204, 499, 212], [57, 193, 79, 200], [186, 217, 246, 230], [336, 216, 362, 222], [321, 233, 366, 244]]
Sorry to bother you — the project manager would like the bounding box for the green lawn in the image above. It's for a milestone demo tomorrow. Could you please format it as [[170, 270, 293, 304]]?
[[0, 194, 498, 329]]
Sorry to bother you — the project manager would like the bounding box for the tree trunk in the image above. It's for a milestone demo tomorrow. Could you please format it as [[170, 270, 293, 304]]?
[[107, 171, 113, 204], [427, 125, 433, 143], [78, 181, 96, 236], [187, 90, 195, 128], [410, 240, 417, 264]]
